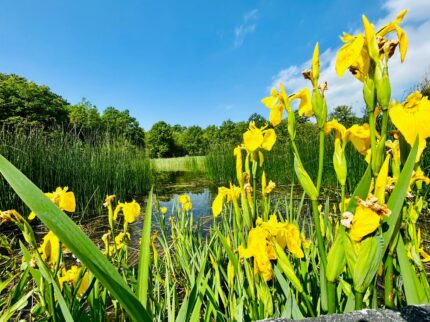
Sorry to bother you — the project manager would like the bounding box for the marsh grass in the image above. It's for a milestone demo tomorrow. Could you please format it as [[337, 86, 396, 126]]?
[[205, 134, 368, 192], [152, 156, 206, 173], [0, 127, 152, 218]]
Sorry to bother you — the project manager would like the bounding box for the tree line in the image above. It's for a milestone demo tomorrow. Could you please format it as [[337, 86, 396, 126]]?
[[2, 72, 428, 158]]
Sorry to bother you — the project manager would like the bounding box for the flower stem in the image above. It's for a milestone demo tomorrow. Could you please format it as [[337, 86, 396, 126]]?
[[327, 281, 337, 314], [355, 291, 364, 310], [311, 200, 327, 269], [381, 109, 389, 140], [317, 129, 325, 192], [384, 254, 395, 309], [340, 184, 346, 213], [368, 110, 377, 163]]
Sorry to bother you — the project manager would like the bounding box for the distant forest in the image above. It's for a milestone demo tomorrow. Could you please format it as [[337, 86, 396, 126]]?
[[1, 73, 428, 158]]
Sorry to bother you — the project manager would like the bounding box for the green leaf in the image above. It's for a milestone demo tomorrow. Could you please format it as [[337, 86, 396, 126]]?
[[397, 236, 428, 304], [0, 154, 150, 322], [136, 187, 153, 308], [215, 229, 239, 275], [383, 138, 418, 251], [347, 166, 371, 213]]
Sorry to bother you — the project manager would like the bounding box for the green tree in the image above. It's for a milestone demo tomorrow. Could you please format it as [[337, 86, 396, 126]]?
[[248, 113, 267, 127], [181, 126, 206, 156], [68, 98, 101, 133], [101, 107, 145, 147], [147, 121, 175, 158], [329, 105, 361, 127], [0, 73, 69, 127]]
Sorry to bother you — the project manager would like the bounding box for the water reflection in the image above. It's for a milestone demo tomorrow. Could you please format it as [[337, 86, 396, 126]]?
[[153, 171, 217, 219]]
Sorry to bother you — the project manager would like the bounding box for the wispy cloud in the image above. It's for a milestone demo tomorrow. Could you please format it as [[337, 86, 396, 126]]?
[[270, 0, 430, 115], [234, 9, 259, 48]]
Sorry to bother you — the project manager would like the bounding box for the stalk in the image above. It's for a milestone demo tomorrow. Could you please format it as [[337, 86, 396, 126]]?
[[355, 291, 364, 310], [368, 111, 377, 162], [384, 254, 395, 308], [311, 200, 327, 269], [316, 130, 325, 192], [327, 281, 337, 313], [340, 184, 346, 213], [381, 110, 389, 140], [252, 160, 258, 219]]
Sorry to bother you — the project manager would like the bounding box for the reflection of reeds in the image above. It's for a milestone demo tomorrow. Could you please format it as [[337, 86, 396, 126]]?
[[152, 156, 207, 173], [0, 128, 152, 217]]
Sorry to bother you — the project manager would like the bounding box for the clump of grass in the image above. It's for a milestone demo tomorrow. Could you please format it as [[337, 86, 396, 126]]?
[[0, 127, 152, 218]]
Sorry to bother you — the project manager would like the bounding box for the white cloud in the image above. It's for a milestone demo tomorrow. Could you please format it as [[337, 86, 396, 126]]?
[[234, 9, 258, 48], [270, 0, 430, 115]]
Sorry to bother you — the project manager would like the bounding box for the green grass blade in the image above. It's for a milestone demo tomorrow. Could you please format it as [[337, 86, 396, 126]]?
[[137, 187, 153, 308], [0, 154, 150, 322]]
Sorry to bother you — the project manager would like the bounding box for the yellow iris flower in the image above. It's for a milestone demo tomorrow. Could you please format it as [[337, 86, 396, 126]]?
[[243, 121, 276, 152], [212, 184, 241, 217], [113, 200, 141, 223], [29, 187, 76, 220], [348, 197, 391, 242], [238, 216, 305, 281], [325, 119, 371, 156], [336, 10, 408, 80], [178, 194, 193, 211], [389, 91, 430, 158], [38, 231, 60, 267], [261, 84, 312, 126], [59, 265, 90, 296]]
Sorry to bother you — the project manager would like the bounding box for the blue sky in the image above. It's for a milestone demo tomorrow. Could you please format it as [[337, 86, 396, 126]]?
[[1, 0, 429, 130]]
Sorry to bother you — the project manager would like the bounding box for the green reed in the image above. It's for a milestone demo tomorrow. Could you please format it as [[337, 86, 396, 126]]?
[[0, 127, 152, 218]]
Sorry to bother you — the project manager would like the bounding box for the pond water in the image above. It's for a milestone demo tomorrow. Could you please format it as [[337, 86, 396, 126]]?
[[152, 171, 217, 218]]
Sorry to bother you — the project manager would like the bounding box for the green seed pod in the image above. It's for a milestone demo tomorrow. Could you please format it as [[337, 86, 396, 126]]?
[[333, 138, 347, 186], [363, 76, 376, 113], [312, 89, 327, 129], [353, 236, 384, 294], [374, 62, 391, 111], [326, 232, 346, 282]]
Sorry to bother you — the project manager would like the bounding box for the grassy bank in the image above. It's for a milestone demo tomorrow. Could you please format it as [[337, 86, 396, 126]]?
[[0, 128, 152, 217]]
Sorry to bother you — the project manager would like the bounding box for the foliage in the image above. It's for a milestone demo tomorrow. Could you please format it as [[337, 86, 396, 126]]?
[[0, 73, 69, 127], [0, 127, 152, 217]]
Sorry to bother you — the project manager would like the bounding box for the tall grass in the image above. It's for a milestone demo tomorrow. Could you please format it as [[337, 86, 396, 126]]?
[[205, 131, 368, 193], [0, 127, 152, 217], [152, 156, 206, 172]]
